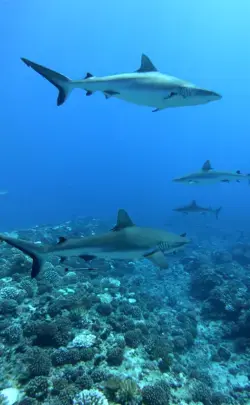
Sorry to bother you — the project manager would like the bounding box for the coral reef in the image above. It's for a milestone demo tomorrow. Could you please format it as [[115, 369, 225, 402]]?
[[0, 216, 249, 404]]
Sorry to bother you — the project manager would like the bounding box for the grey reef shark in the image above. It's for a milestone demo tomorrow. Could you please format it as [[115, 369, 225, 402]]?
[[20, 54, 221, 112], [0, 209, 189, 278], [173, 160, 250, 185], [173, 200, 222, 219]]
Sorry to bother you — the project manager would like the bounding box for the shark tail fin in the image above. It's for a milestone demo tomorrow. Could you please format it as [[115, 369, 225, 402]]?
[[215, 207, 222, 220], [0, 234, 46, 278], [21, 58, 73, 106]]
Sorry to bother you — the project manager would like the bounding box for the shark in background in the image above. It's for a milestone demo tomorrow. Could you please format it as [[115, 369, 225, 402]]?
[[173, 160, 250, 185], [173, 200, 222, 219], [0, 209, 189, 278], [21, 54, 221, 112]]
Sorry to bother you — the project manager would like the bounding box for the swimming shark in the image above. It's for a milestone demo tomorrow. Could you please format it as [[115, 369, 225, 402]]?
[[0, 209, 189, 278], [20, 54, 221, 112], [173, 200, 222, 219], [173, 160, 250, 185]]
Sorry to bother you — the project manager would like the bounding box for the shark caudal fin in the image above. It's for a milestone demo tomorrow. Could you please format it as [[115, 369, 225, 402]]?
[[0, 234, 46, 278], [21, 58, 73, 106], [215, 207, 222, 220]]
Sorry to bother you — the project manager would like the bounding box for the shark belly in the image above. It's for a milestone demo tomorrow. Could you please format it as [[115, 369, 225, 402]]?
[[76, 77, 194, 109], [111, 89, 168, 108], [50, 243, 145, 261]]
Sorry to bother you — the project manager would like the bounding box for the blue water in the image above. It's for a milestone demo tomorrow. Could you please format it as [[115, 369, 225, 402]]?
[[1, 0, 250, 231]]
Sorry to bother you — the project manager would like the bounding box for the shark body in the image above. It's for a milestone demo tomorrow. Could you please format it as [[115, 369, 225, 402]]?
[[21, 54, 221, 112], [173, 200, 222, 219], [173, 160, 250, 185], [0, 209, 189, 278]]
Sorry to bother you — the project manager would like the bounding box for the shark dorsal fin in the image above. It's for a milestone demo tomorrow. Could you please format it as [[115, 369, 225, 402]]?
[[57, 236, 67, 244], [202, 160, 213, 172], [191, 200, 197, 207], [84, 72, 93, 79], [111, 209, 135, 232], [136, 54, 158, 73]]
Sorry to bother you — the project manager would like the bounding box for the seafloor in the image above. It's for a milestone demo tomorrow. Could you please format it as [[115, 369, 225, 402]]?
[[0, 216, 249, 405]]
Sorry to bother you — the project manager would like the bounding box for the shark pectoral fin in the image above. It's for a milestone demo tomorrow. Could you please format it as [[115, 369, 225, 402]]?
[[152, 108, 166, 112], [144, 251, 169, 269], [164, 92, 178, 100], [111, 209, 135, 231], [79, 254, 96, 261], [104, 90, 120, 99], [136, 54, 158, 73]]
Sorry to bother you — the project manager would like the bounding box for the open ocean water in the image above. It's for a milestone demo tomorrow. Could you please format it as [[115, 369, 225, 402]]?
[[0, 1, 250, 404]]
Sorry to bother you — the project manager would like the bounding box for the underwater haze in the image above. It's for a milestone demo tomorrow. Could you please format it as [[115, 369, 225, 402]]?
[[2, 2, 250, 405], [1, 0, 250, 231]]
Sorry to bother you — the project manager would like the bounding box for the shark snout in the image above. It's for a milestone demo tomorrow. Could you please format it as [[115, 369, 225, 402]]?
[[207, 90, 222, 101], [176, 239, 189, 247], [202, 89, 222, 103], [194, 88, 222, 104]]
